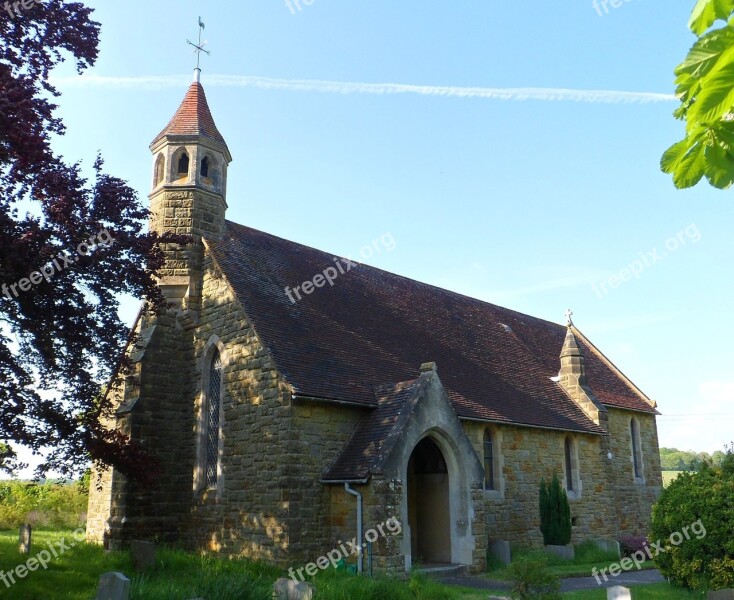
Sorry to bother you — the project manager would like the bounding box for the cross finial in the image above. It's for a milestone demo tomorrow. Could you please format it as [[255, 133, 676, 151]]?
[[187, 17, 210, 82], [565, 308, 574, 327]]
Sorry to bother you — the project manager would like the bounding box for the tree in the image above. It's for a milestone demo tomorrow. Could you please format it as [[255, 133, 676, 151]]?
[[650, 446, 734, 590], [0, 3, 182, 478], [539, 473, 572, 546], [661, 0, 734, 189]]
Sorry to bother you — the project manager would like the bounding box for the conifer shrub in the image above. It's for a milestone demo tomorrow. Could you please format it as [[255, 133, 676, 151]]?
[[539, 473, 571, 546]]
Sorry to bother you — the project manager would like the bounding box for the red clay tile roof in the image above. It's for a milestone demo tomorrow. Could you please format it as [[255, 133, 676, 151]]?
[[208, 222, 657, 437], [323, 379, 423, 481], [152, 83, 227, 146]]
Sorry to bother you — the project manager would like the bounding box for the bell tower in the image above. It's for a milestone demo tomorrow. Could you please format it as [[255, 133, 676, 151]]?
[[148, 68, 232, 310]]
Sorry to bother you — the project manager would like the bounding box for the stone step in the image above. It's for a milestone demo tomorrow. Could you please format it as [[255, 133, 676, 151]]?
[[417, 563, 468, 578]]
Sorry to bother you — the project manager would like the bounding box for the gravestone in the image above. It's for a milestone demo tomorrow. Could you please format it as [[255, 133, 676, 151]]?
[[130, 540, 156, 571], [96, 572, 130, 600], [607, 586, 632, 600], [488, 540, 511, 565], [594, 538, 621, 558], [708, 591, 734, 600], [272, 578, 315, 600], [18, 524, 31, 554], [545, 544, 574, 561]]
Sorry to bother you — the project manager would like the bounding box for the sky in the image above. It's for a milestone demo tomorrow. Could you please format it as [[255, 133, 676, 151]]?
[[11, 0, 734, 471]]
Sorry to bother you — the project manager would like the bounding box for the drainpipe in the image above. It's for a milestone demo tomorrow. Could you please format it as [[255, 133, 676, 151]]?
[[344, 483, 363, 574]]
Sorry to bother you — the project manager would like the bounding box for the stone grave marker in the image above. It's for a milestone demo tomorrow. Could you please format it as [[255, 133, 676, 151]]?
[[607, 585, 632, 600], [96, 571, 130, 600], [273, 577, 315, 600], [488, 540, 511, 565], [18, 524, 31, 554], [130, 540, 156, 571]]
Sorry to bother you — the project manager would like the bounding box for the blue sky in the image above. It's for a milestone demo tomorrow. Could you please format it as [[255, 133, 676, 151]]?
[[41, 0, 733, 457]]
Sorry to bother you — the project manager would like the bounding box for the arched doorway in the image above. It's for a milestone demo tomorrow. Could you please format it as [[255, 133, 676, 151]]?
[[407, 437, 451, 564]]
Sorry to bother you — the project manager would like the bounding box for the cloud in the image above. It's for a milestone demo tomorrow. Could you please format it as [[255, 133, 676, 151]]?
[[50, 74, 677, 105]]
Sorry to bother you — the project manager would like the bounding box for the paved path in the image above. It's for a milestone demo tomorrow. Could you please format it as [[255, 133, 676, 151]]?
[[439, 568, 665, 593]]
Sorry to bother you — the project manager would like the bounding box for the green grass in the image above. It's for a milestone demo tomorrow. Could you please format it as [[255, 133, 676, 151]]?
[[563, 582, 705, 599], [663, 470, 684, 486], [485, 540, 650, 581], [0, 529, 704, 600]]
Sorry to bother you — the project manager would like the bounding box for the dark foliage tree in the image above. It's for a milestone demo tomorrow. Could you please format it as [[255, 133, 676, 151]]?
[[539, 473, 572, 546], [0, 2, 181, 478]]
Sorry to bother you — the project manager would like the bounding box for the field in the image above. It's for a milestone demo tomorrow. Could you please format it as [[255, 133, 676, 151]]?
[[0, 529, 705, 599], [662, 470, 684, 486]]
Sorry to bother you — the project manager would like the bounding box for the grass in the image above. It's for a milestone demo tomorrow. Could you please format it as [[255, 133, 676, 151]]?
[[563, 583, 705, 599], [663, 470, 684, 487], [485, 540, 655, 581], [0, 529, 704, 599]]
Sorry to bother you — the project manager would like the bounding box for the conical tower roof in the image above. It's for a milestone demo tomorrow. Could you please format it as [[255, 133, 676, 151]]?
[[151, 82, 228, 148]]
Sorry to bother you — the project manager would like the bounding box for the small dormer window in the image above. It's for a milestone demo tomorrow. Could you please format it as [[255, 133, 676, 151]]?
[[201, 157, 210, 179], [177, 152, 189, 176]]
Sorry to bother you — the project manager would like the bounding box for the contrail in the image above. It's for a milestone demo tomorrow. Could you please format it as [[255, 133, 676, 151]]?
[[50, 74, 677, 104]]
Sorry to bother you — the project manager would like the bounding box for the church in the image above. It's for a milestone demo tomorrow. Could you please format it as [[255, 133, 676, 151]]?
[[86, 67, 663, 573]]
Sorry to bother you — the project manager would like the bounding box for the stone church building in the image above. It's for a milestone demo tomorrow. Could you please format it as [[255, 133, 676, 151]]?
[[87, 72, 663, 573]]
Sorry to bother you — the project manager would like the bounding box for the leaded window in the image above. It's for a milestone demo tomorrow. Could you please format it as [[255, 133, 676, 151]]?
[[484, 429, 495, 490], [205, 350, 222, 489]]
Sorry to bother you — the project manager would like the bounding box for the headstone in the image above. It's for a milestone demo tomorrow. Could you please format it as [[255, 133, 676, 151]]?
[[594, 538, 621, 558], [545, 544, 575, 561], [708, 591, 734, 600], [130, 540, 156, 571], [96, 572, 130, 600], [18, 524, 31, 554], [488, 540, 511, 565], [607, 586, 632, 600], [272, 578, 315, 600]]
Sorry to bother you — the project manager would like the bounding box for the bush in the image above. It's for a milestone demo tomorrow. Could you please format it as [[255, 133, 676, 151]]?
[[618, 536, 651, 559], [650, 446, 734, 591], [507, 556, 561, 600], [539, 473, 571, 546], [0, 480, 88, 529]]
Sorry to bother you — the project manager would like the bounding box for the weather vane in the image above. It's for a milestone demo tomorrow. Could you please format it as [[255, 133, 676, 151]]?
[[187, 17, 210, 81]]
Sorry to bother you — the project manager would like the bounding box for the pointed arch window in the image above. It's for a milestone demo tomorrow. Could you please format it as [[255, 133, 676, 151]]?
[[483, 429, 495, 490], [201, 156, 210, 178], [154, 154, 165, 186], [177, 152, 190, 176], [564, 436, 579, 493], [205, 349, 223, 489], [631, 418, 644, 481]]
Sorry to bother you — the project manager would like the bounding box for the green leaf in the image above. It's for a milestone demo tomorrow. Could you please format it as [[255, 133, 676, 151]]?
[[689, 0, 734, 35], [704, 142, 734, 187], [661, 136, 700, 174], [688, 45, 734, 125], [674, 140, 707, 188]]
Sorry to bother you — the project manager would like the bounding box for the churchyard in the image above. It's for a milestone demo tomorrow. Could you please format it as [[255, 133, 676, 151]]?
[[0, 527, 709, 599]]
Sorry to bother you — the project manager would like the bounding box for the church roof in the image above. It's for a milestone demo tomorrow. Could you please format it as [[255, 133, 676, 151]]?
[[208, 222, 657, 437], [151, 82, 227, 147]]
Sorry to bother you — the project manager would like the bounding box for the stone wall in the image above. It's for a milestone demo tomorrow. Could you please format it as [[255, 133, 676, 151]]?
[[289, 402, 366, 562], [187, 250, 293, 563], [606, 409, 663, 536], [464, 410, 661, 551]]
